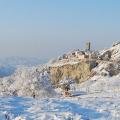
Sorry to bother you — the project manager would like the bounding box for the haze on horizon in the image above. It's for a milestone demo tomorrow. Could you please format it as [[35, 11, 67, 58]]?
[[0, 0, 120, 59]]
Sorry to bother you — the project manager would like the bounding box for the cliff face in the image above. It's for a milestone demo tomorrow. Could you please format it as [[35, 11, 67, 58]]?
[[49, 61, 97, 85]]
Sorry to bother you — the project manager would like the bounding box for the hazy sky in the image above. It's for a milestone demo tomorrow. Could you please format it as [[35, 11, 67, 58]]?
[[0, 0, 120, 59]]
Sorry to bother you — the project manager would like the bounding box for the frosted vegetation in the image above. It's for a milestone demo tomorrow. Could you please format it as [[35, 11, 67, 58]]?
[[0, 66, 56, 98], [0, 42, 120, 120]]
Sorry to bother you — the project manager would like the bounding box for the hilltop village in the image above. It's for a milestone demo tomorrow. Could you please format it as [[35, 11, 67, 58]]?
[[48, 42, 120, 86], [49, 42, 113, 67]]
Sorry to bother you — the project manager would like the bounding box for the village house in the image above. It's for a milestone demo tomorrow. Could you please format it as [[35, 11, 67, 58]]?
[[75, 51, 89, 60]]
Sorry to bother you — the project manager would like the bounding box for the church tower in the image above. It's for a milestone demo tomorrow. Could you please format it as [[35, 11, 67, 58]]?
[[86, 42, 91, 51]]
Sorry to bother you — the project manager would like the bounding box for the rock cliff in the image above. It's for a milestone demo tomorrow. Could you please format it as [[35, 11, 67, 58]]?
[[49, 60, 97, 85]]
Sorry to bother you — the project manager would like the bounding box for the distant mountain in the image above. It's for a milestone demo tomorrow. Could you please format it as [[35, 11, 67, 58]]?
[[0, 57, 48, 77], [0, 57, 47, 66], [0, 65, 15, 77]]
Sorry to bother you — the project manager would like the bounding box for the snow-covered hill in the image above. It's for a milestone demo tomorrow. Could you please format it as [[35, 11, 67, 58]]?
[[0, 42, 120, 120], [81, 42, 120, 93], [99, 41, 120, 61]]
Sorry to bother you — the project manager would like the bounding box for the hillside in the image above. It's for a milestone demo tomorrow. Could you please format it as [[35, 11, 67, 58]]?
[[50, 61, 93, 85], [0, 42, 120, 98], [0, 42, 120, 120], [48, 42, 120, 85]]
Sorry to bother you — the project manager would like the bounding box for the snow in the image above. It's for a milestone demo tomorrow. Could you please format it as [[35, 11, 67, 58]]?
[[1, 73, 120, 120], [99, 42, 120, 61], [0, 97, 106, 120], [1, 43, 120, 120], [0, 91, 120, 120], [59, 77, 75, 85], [110, 42, 120, 61], [0, 66, 56, 98], [0, 69, 120, 119]]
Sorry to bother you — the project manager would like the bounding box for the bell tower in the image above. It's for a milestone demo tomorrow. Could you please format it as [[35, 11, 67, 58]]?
[[86, 42, 91, 51]]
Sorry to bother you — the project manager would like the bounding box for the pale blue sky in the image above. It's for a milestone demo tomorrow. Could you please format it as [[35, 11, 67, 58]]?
[[0, 0, 120, 59]]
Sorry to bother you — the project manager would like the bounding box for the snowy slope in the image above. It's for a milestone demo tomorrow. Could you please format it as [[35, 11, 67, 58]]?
[[99, 42, 120, 61], [0, 82, 120, 120], [0, 92, 120, 120], [0, 73, 120, 120]]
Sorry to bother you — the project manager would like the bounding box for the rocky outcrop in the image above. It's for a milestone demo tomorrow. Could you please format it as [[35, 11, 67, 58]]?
[[99, 42, 120, 62], [93, 61, 120, 77], [49, 61, 97, 85]]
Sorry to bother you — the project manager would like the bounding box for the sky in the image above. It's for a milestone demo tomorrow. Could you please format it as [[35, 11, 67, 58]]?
[[0, 0, 120, 59]]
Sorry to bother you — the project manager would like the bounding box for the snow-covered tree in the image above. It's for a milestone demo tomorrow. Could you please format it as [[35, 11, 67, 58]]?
[[0, 66, 56, 98]]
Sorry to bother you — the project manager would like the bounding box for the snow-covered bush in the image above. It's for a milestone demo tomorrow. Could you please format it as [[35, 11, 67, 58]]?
[[0, 66, 56, 98], [59, 77, 75, 91], [14, 116, 26, 120]]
